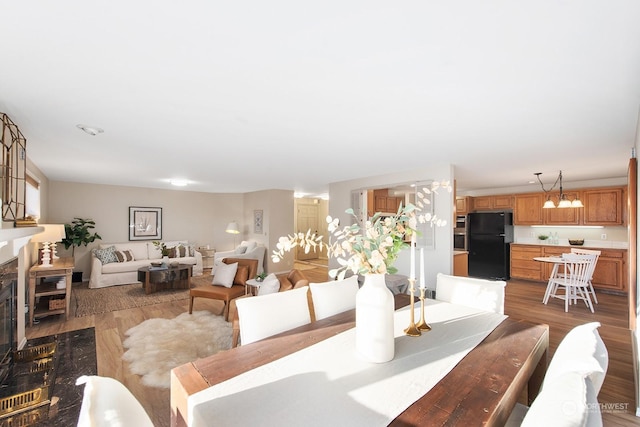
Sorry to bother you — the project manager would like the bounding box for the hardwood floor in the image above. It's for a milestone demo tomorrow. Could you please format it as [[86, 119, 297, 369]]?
[[26, 270, 638, 426]]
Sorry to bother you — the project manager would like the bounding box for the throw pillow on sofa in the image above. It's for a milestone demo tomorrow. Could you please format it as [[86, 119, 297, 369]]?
[[114, 250, 135, 263], [258, 273, 280, 296], [212, 262, 238, 288], [93, 246, 118, 264]]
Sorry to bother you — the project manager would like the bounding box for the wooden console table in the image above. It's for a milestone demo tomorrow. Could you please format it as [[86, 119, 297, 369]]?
[[28, 257, 74, 326]]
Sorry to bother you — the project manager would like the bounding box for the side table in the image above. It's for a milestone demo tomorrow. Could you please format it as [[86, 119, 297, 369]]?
[[198, 247, 216, 271], [245, 278, 262, 295], [28, 257, 74, 326]]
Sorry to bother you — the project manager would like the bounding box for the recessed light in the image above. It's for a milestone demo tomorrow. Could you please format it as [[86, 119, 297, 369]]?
[[76, 124, 104, 136], [170, 179, 188, 187]]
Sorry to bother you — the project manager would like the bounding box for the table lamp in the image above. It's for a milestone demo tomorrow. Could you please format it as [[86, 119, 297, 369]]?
[[31, 224, 67, 267]]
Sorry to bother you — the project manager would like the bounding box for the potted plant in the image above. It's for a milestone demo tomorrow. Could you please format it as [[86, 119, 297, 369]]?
[[61, 218, 102, 282], [255, 272, 267, 282]]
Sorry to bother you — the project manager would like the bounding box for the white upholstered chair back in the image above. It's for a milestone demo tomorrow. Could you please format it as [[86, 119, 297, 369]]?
[[309, 275, 359, 320], [235, 286, 312, 345], [76, 375, 154, 427], [435, 273, 506, 314], [544, 321, 608, 394]]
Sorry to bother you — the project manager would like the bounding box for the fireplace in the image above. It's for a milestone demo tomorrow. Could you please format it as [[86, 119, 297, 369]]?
[[0, 257, 17, 386], [0, 256, 60, 424]]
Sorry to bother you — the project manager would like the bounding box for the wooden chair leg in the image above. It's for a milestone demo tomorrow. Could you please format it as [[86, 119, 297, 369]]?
[[232, 329, 240, 348], [223, 301, 230, 321], [189, 296, 194, 314]]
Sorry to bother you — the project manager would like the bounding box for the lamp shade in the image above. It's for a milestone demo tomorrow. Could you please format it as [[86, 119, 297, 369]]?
[[31, 224, 66, 243], [225, 222, 240, 234]]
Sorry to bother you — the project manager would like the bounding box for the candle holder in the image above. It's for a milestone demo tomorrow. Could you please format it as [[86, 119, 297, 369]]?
[[404, 278, 421, 337], [416, 287, 431, 331]]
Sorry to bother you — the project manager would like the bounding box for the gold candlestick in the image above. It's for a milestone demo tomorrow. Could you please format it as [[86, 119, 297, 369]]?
[[416, 287, 431, 331], [404, 278, 421, 337]]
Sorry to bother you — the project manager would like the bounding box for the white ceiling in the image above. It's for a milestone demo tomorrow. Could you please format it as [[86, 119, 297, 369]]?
[[1, 1, 639, 198]]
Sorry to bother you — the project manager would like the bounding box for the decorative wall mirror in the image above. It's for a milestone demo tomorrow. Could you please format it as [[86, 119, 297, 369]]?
[[351, 180, 436, 249], [0, 114, 27, 222]]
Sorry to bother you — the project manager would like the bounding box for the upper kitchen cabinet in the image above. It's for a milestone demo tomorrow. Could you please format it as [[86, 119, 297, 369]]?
[[471, 195, 513, 211], [471, 196, 492, 210], [373, 189, 402, 214], [582, 187, 625, 226], [455, 196, 471, 215], [543, 190, 581, 225], [513, 193, 544, 225]]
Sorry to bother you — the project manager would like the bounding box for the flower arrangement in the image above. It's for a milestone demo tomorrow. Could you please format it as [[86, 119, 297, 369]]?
[[152, 241, 170, 257], [272, 181, 451, 279]]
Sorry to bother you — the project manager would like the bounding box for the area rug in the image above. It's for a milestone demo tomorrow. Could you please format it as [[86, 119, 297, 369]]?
[[122, 310, 232, 388], [72, 281, 197, 317]]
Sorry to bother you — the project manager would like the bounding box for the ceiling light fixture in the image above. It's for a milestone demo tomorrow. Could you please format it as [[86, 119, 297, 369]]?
[[170, 179, 188, 187], [76, 124, 104, 136], [534, 170, 584, 209]]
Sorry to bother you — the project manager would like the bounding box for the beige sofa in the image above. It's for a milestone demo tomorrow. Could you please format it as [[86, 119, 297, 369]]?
[[89, 240, 203, 289]]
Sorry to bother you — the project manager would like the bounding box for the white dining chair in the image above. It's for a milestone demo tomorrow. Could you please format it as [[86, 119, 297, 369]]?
[[504, 322, 608, 427], [570, 247, 601, 304], [435, 273, 506, 314], [544, 321, 608, 394], [309, 275, 359, 320], [76, 375, 154, 427], [544, 253, 596, 312], [235, 285, 312, 345]]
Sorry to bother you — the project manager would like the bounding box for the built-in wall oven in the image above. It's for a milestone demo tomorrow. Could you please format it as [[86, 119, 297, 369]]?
[[453, 215, 467, 250]]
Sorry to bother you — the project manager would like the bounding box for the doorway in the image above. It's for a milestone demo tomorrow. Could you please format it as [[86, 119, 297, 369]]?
[[294, 198, 328, 263]]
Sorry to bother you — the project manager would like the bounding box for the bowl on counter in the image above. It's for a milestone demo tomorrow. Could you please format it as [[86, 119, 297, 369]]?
[[568, 239, 584, 246]]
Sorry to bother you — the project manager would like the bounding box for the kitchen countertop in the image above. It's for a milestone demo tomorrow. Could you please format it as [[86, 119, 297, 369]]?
[[453, 250, 469, 255], [513, 238, 628, 250]]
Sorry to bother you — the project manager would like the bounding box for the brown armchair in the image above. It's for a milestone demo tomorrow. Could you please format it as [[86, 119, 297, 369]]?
[[229, 269, 312, 347], [189, 257, 258, 321]]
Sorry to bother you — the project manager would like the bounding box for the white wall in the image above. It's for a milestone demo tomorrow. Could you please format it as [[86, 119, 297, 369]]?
[[47, 181, 244, 279], [243, 189, 295, 274], [328, 164, 454, 289]]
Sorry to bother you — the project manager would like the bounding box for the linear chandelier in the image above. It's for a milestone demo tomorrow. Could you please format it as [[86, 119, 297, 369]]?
[[534, 170, 584, 208]]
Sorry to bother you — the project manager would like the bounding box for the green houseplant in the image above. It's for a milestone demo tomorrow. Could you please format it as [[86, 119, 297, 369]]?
[[61, 218, 102, 282]]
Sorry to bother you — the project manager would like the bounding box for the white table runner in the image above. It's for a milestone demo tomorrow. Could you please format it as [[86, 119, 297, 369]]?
[[188, 299, 507, 427]]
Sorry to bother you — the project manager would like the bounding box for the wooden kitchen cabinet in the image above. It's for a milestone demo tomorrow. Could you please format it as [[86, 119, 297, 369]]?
[[492, 195, 513, 209], [455, 196, 471, 215], [543, 190, 581, 225], [510, 244, 543, 281], [512, 244, 627, 294], [468, 195, 513, 211], [513, 193, 544, 225], [590, 249, 627, 292], [582, 187, 625, 226], [472, 196, 493, 210], [453, 251, 468, 276]]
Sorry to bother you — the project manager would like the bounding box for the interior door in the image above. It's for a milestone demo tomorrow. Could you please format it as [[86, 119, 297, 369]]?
[[296, 204, 319, 261]]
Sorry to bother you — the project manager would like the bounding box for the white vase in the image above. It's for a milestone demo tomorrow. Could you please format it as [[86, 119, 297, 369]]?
[[356, 273, 395, 363]]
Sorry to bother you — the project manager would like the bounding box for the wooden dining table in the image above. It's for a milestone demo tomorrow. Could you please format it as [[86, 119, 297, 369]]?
[[170, 294, 549, 427]]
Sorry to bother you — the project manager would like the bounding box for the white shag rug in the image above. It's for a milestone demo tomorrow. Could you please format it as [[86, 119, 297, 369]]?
[[122, 310, 232, 388]]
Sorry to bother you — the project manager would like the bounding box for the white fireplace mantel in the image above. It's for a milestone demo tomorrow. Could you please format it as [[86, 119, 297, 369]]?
[[0, 225, 43, 350], [0, 226, 43, 265]]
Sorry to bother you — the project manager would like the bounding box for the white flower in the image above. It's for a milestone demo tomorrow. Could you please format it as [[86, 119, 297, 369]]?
[[271, 181, 451, 278]]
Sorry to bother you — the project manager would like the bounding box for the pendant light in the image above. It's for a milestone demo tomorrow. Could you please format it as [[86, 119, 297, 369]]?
[[534, 171, 583, 208]]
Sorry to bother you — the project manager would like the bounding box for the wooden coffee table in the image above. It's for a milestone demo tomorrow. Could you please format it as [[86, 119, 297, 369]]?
[[137, 264, 193, 294]]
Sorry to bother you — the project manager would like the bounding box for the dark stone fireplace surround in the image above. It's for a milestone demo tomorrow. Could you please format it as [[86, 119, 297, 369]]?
[[0, 229, 97, 425]]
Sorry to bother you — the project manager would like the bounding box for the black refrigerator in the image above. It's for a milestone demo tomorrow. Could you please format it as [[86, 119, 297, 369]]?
[[467, 212, 514, 280]]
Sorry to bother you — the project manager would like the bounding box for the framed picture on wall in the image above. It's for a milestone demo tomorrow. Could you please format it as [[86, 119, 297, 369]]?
[[254, 209, 263, 234], [129, 206, 162, 240]]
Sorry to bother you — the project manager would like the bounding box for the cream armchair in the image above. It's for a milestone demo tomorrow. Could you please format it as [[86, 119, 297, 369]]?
[[213, 240, 266, 275]]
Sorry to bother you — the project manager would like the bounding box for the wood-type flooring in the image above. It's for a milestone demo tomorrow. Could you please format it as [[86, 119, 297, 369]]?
[[26, 264, 638, 426]]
